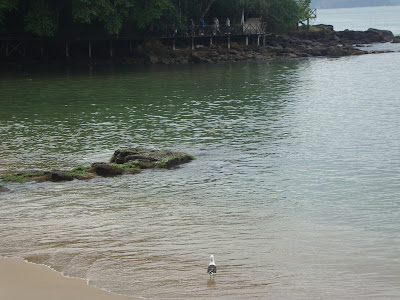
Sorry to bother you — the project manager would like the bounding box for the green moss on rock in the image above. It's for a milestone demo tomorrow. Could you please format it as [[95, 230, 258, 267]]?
[[1, 171, 45, 183], [1, 148, 195, 185]]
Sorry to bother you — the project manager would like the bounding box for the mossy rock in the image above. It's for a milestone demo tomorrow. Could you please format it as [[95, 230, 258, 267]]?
[[110, 147, 195, 169], [90, 163, 124, 177], [1, 171, 46, 183], [1, 148, 195, 184]]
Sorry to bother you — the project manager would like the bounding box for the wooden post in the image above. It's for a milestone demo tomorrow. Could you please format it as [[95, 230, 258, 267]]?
[[40, 41, 44, 57], [257, 35, 260, 46], [246, 36, 249, 46], [66, 42, 69, 58], [129, 40, 133, 55], [109, 40, 113, 57], [263, 35, 266, 46], [192, 37, 194, 50], [88, 42, 92, 58], [228, 35, 231, 49], [210, 37, 213, 45], [173, 39, 176, 51]]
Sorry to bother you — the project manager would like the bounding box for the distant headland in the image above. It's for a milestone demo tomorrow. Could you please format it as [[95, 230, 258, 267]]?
[[311, 0, 400, 9]]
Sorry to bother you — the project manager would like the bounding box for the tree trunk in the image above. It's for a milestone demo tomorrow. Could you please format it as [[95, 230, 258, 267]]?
[[200, 0, 215, 19]]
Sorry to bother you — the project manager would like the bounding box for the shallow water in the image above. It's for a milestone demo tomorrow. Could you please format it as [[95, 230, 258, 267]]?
[[1, 53, 400, 299]]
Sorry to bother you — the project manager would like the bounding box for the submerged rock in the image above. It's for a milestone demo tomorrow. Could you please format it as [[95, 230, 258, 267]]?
[[0, 185, 10, 193]]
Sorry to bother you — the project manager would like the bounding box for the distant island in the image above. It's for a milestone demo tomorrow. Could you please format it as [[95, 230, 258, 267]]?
[[311, 0, 400, 8]]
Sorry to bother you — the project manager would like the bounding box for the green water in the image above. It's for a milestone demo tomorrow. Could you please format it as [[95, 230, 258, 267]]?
[[1, 54, 400, 299]]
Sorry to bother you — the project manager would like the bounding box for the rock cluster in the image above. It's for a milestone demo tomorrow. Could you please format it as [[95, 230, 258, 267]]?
[[336, 28, 394, 44], [110, 27, 396, 65], [0, 148, 195, 186]]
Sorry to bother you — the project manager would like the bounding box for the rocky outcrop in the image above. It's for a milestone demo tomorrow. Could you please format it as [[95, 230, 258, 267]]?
[[336, 28, 394, 44], [110, 147, 194, 168], [393, 36, 400, 43], [116, 26, 393, 66], [0, 148, 195, 186]]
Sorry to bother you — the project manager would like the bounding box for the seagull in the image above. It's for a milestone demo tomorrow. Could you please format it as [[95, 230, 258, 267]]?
[[207, 255, 217, 275]]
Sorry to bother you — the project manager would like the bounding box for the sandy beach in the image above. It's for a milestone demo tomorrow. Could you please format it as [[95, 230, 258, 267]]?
[[0, 258, 139, 300]]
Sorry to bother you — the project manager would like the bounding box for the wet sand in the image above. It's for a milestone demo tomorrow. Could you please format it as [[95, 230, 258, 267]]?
[[0, 258, 140, 300]]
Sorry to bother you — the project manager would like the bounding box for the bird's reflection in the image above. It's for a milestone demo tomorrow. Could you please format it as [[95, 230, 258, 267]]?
[[207, 276, 216, 289]]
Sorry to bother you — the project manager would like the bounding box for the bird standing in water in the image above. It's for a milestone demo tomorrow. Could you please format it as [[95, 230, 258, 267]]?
[[207, 255, 217, 275]]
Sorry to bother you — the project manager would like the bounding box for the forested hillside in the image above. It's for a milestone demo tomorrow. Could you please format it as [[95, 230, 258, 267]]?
[[0, 0, 312, 37]]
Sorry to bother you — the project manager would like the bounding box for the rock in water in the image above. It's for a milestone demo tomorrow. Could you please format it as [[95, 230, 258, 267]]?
[[0, 185, 10, 193], [0, 148, 195, 185], [110, 148, 194, 168], [49, 171, 74, 182], [90, 162, 124, 177]]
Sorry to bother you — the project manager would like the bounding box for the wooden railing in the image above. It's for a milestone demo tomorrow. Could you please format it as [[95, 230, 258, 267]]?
[[163, 23, 267, 38]]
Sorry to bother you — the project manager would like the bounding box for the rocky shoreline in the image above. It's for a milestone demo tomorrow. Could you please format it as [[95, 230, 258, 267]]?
[[0, 148, 195, 189], [1, 26, 398, 68], [108, 26, 399, 65]]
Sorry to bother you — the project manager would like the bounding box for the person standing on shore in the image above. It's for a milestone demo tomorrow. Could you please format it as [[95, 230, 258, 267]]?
[[226, 17, 231, 34], [200, 18, 205, 35], [190, 18, 195, 36], [213, 17, 220, 35]]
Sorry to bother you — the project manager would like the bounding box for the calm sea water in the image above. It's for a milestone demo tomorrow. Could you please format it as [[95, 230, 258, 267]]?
[[315, 5, 400, 35], [1, 9, 400, 300]]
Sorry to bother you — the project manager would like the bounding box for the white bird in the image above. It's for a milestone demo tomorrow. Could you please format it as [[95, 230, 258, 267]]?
[[207, 255, 217, 275]]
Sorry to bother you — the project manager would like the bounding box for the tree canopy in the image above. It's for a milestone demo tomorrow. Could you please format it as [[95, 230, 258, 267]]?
[[0, 0, 311, 37]]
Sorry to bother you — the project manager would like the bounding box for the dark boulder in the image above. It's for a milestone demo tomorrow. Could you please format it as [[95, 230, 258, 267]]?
[[90, 162, 124, 177], [367, 28, 394, 42], [110, 147, 194, 168], [191, 52, 203, 63], [0, 185, 10, 193], [48, 171, 74, 182], [392, 36, 400, 43], [337, 28, 394, 44], [209, 50, 219, 57]]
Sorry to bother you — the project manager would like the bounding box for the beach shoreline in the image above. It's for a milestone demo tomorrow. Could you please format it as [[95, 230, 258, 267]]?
[[0, 257, 140, 300]]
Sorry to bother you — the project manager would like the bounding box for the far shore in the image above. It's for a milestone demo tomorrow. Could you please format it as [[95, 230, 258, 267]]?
[[0, 257, 140, 300]]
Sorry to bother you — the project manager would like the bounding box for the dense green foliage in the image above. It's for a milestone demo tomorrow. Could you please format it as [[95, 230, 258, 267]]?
[[0, 0, 311, 37]]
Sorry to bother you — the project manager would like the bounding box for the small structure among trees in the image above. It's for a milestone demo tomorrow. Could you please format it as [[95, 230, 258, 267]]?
[[0, 0, 314, 60], [0, 0, 312, 38]]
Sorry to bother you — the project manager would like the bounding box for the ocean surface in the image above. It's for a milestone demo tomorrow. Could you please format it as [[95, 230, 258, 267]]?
[[1, 7, 400, 300], [315, 5, 400, 35]]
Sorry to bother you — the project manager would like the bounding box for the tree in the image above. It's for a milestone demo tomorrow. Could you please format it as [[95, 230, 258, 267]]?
[[24, 0, 58, 37], [0, 0, 19, 24], [200, 0, 216, 19], [267, 0, 301, 32], [72, 0, 173, 35], [236, 0, 267, 17], [298, 0, 313, 21]]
